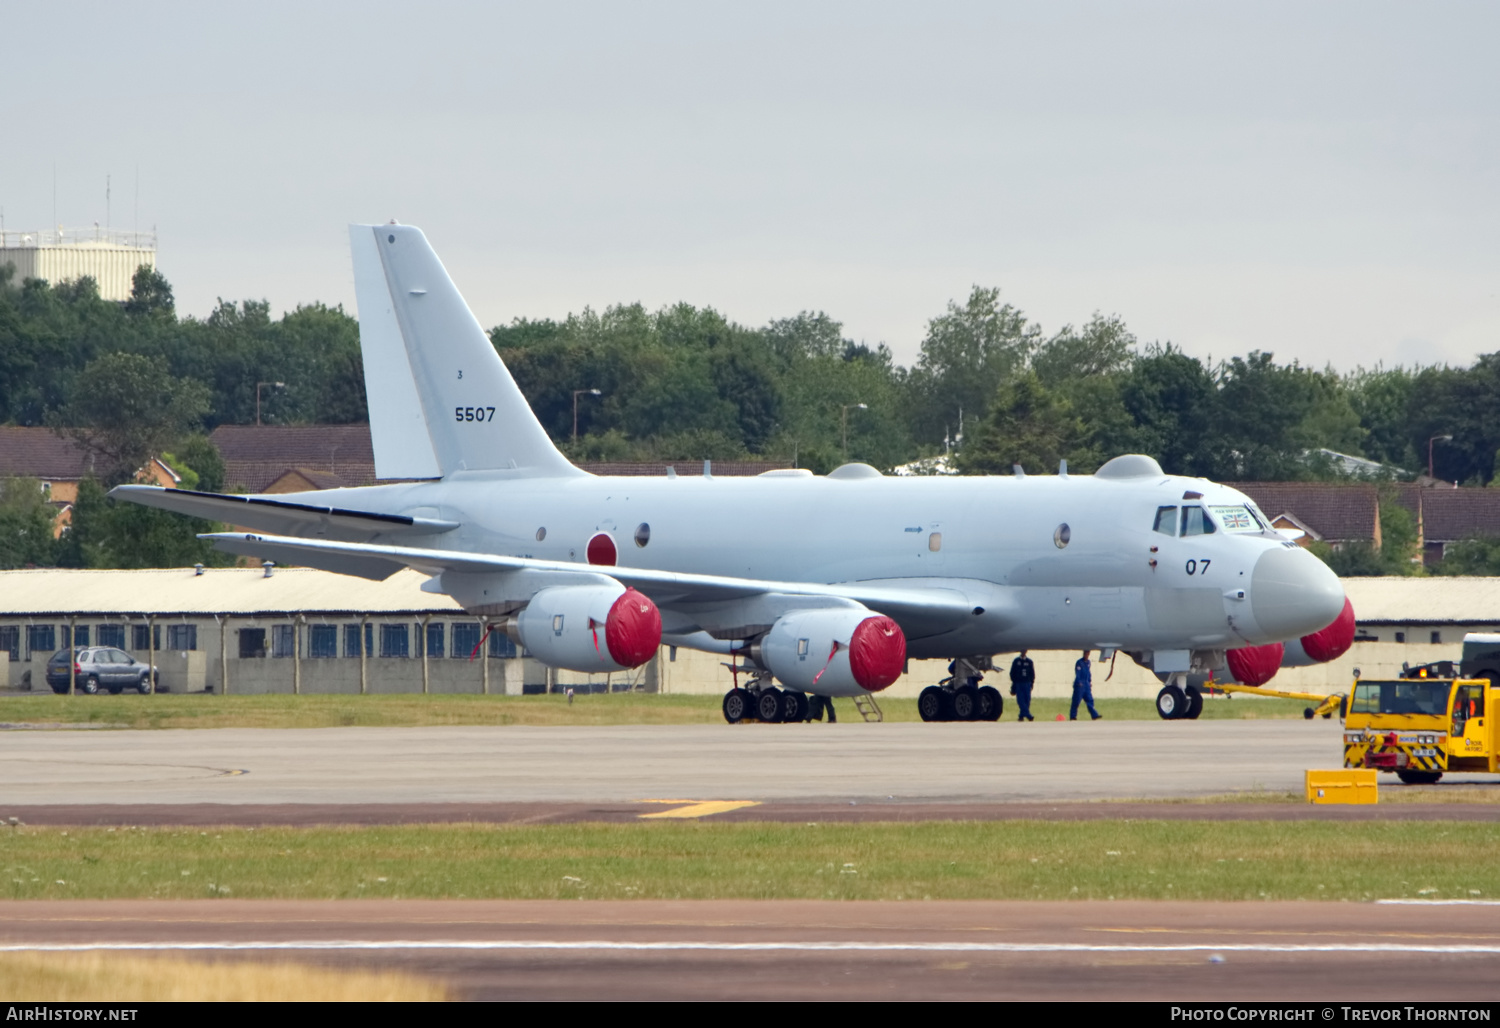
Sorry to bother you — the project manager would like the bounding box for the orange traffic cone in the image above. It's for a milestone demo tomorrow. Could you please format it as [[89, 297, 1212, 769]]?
[[1055, 713, 1065, 721]]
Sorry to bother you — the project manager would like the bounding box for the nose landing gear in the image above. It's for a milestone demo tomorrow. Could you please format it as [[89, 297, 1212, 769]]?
[[1155, 673, 1204, 720]]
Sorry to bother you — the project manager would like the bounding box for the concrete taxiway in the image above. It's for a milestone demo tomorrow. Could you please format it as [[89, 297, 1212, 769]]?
[[1, 720, 1352, 807], [5, 899, 1499, 1001]]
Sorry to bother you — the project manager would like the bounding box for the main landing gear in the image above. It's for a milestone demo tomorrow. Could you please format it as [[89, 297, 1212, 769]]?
[[1155, 673, 1204, 720], [918, 657, 1003, 722], [722, 670, 811, 724]]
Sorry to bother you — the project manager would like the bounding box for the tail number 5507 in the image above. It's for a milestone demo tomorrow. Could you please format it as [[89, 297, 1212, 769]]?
[[455, 406, 496, 422]]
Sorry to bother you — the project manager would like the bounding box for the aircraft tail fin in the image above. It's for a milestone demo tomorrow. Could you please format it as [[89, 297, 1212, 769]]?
[[349, 224, 580, 479]]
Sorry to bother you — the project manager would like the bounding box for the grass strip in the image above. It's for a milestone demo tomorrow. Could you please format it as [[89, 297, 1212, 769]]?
[[2, 821, 1495, 902], [0, 692, 1318, 730], [0, 952, 448, 1001]]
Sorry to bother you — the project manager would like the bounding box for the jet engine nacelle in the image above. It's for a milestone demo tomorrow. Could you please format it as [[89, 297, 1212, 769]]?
[[756, 607, 906, 697], [513, 584, 662, 673]]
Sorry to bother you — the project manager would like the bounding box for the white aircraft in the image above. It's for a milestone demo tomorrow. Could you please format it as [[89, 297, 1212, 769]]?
[[113, 224, 1354, 723]]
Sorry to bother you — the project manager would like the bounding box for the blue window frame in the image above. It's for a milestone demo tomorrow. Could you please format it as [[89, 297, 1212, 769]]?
[[452, 622, 482, 659], [309, 624, 338, 658], [380, 623, 409, 658]]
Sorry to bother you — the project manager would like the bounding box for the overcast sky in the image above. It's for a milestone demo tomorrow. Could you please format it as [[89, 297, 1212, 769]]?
[[4, 1, 1495, 371]]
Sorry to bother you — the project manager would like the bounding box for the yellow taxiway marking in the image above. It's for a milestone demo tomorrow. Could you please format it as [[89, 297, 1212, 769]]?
[[637, 800, 761, 819]]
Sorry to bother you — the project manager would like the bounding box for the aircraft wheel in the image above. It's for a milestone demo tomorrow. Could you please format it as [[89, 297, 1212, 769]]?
[[1184, 686, 1204, 720], [1155, 685, 1186, 720], [756, 688, 784, 723], [977, 686, 1003, 721], [722, 688, 751, 724], [918, 686, 947, 722], [1303, 707, 1316, 720], [1396, 770, 1443, 785], [952, 686, 980, 721], [782, 691, 809, 723]]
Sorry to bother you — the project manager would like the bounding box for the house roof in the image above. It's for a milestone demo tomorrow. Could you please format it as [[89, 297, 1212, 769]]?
[[1235, 483, 1379, 543], [209, 424, 378, 492], [1415, 488, 1500, 543], [0, 427, 98, 480]]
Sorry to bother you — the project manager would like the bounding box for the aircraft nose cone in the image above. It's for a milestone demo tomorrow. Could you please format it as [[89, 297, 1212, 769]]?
[[1250, 546, 1346, 641]]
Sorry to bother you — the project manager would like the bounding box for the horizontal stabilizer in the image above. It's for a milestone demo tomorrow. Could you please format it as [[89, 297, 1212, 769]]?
[[109, 485, 458, 542]]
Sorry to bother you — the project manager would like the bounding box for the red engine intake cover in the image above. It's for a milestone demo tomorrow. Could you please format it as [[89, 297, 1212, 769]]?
[[1300, 596, 1355, 663], [1226, 642, 1284, 687], [604, 587, 661, 668], [848, 615, 906, 692]]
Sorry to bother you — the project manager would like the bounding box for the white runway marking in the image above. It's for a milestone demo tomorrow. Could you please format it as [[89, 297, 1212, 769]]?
[[1376, 899, 1500, 906], [5, 941, 1500, 955]]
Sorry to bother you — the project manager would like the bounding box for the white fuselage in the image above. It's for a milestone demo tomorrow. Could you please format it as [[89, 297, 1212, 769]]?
[[278, 466, 1343, 662]]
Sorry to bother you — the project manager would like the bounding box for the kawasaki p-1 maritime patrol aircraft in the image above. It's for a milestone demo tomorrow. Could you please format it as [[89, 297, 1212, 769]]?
[[113, 225, 1355, 724]]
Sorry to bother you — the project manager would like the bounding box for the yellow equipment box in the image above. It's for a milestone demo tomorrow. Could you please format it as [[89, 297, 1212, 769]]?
[[1306, 768, 1378, 804]]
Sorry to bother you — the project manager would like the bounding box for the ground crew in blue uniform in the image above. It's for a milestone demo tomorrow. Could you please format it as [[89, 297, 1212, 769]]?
[[1070, 649, 1101, 721], [1008, 650, 1035, 721]]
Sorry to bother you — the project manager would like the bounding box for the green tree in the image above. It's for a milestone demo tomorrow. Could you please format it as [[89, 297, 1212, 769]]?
[[122, 265, 175, 320], [955, 371, 1088, 475], [46, 352, 212, 486], [1432, 536, 1500, 576], [906, 287, 1038, 447], [0, 477, 59, 568]]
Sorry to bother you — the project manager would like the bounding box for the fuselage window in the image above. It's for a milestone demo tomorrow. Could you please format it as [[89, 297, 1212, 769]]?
[[1153, 506, 1178, 536], [1181, 505, 1217, 536]]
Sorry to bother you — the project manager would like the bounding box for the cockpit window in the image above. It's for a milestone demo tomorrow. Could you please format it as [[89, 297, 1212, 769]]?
[[1211, 505, 1262, 533], [1180, 505, 1217, 536], [1153, 506, 1178, 536]]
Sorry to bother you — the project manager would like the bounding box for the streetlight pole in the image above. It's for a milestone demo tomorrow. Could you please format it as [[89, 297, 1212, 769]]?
[[572, 388, 601, 442], [1429, 434, 1453, 480], [840, 403, 867, 459], [256, 381, 285, 427]]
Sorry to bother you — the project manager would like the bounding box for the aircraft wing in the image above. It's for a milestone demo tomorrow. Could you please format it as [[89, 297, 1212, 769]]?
[[200, 530, 992, 633], [109, 485, 459, 541]]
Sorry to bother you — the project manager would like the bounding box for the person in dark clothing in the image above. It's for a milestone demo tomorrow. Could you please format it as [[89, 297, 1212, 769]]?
[[1008, 650, 1035, 721], [1070, 649, 1101, 720], [809, 694, 838, 722]]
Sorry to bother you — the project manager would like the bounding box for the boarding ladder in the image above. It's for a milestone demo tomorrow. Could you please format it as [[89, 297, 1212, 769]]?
[[853, 693, 883, 722]]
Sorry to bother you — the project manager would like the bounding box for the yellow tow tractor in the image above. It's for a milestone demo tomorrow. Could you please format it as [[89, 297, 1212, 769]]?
[[1341, 668, 1497, 785]]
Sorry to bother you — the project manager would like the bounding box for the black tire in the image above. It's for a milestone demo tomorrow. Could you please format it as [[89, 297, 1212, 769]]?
[[137, 673, 154, 696], [756, 688, 784, 723], [977, 686, 1003, 721], [78, 675, 100, 696], [1155, 685, 1186, 720], [1184, 686, 1204, 720], [1303, 707, 1315, 720], [918, 686, 948, 722], [722, 688, 751, 724], [782, 691, 808, 723], [952, 685, 979, 721], [1395, 770, 1443, 785]]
